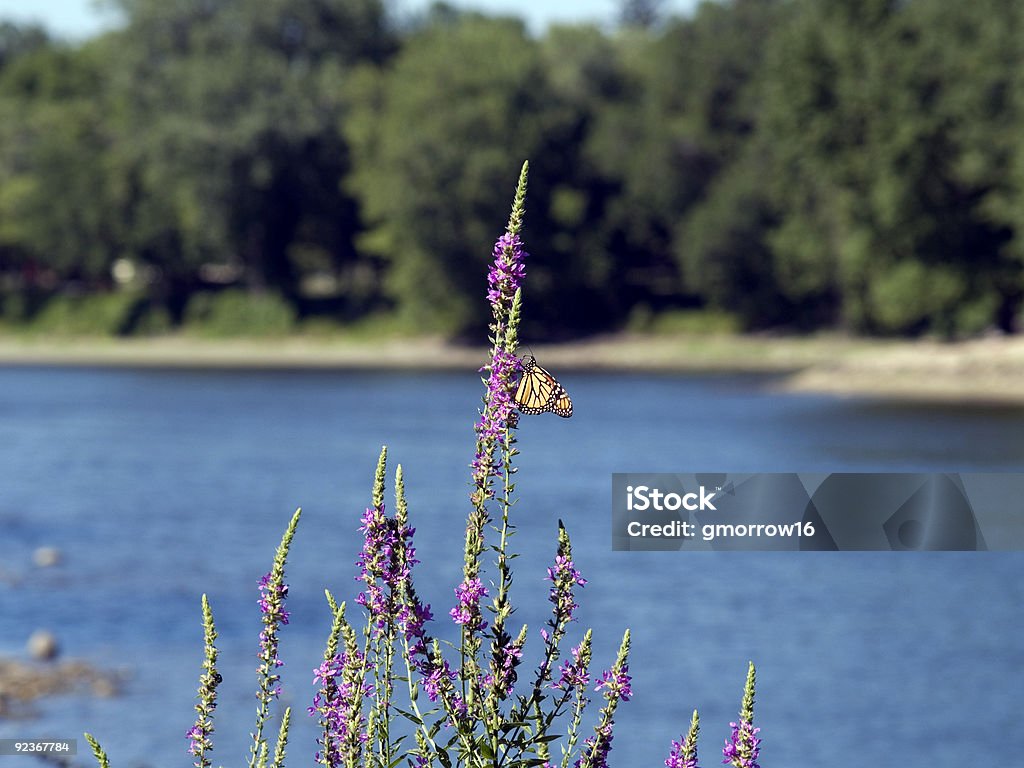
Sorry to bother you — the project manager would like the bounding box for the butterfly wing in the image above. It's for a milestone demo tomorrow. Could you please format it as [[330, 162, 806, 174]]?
[[514, 356, 573, 418]]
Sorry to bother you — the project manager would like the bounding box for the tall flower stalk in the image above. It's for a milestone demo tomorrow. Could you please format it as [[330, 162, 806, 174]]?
[[461, 162, 530, 732], [665, 710, 701, 768], [185, 595, 220, 768], [722, 663, 760, 768], [249, 509, 299, 768]]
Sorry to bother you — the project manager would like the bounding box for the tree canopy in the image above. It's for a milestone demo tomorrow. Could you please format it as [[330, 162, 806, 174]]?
[[0, 0, 1021, 339]]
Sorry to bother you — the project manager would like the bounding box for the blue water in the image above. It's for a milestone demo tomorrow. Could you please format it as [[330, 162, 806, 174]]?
[[1, 366, 1022, 768]]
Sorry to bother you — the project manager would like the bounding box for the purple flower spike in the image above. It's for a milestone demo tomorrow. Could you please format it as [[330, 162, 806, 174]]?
[[256, 572, 289, 699], [474, 348, 523, 461], [552, 640, 590, 691], [667, 738, 700, 768], [450, 577, 489, 630], [595, 665, 632, 702], [574, 723, 614, 768], [486, 232, 528, 312], [311, 651, 373, 765], [722, 720, 761, 768], [354, 504, 421, 635], [547, 553, 587, 623]]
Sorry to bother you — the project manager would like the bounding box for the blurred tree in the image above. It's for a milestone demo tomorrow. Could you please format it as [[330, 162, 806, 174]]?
[[104, 0, 397, 320], [0, 21, 49, 70], [2, 0, 1023, 339], [579, 0, 785, 326], [759, 0, 1022, 335], [344, 11, 558, 337], [0, 39, 117, 285]]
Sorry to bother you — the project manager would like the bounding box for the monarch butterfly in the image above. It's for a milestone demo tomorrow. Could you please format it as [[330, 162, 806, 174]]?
[[513, 354, 573, 418]]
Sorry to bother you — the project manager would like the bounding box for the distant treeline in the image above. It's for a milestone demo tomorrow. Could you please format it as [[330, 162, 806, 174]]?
[[0, 0, 1021, 339]]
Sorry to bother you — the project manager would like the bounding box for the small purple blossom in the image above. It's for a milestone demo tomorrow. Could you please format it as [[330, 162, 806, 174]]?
[[185, 724, 208, 758], [310, 651, 373, 765], [258, 573, 290, 625], [666, 738, 700, 768], [449, 577, 488, 630], [486, 232, 528, 311], [595, 665, 632, 702], [486, 638, 524, 698], [421, 658, 458, 702], [552, 640, 590, 691], [575, 723, 614, 768], [256, 572, 289, 700], [547, 554, 587, 623], [722, 721, 761, 768], [354, 504, 419, 635]]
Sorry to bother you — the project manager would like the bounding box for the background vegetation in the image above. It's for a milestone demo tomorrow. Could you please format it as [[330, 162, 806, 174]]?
[[0, 0, 1021, 340]]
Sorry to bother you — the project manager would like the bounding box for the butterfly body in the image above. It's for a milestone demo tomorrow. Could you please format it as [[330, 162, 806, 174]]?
[[513, 354, 573, 418]]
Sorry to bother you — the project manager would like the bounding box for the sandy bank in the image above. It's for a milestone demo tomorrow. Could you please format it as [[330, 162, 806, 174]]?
[[0, 333, 1021, 406], [779, 335, 1024, 406]]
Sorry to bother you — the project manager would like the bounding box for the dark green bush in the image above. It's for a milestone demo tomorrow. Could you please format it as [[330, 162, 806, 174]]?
[[183, 289, 296, 337]]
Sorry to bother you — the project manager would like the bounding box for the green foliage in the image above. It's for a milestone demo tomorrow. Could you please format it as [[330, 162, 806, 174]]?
[[756, 0, 1023, 334], [628, 306, 741, 336], [345, 13, 553, 336], [29, 292, 143, 337], [100, 0, 395, 315], [2, 0, 1024, 338], [868, 260, 962, 335], [184, 290, 296, 337], [0, 21, 49, 70], [0, 40, 118, 282]]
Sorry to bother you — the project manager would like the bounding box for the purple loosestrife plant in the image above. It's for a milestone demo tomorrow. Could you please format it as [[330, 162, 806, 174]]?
[[84, 163, 765, 768], [186, 595, 220, 768], [722, 663, 760, 768], [722, 722, 761, 768], [249, 509, 300, 768], [575, 632, 631, 768], [665, 710, 701, 768]]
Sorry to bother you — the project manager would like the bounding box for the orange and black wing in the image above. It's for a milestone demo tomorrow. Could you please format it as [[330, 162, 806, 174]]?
[[514, 355, 573, 418]]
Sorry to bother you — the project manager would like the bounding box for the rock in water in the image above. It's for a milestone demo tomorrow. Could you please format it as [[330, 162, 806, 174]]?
[[27, 629, 59, 661], [33, 547, 63, 567]]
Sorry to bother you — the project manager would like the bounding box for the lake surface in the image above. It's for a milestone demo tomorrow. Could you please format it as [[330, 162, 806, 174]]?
[[1, 366, 1022, 768]]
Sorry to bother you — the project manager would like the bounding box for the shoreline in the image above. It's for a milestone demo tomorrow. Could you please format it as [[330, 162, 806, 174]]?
[[1, 333, 1022, 406]]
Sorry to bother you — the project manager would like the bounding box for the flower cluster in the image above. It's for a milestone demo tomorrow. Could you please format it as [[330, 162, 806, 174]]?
[[594, 665, 632, 702], [486, 232, 527, 313], [474, 347, 523, 457], [420, 655, 460, 704], [450, 577, 488, 630], [666, 710, 701, 768], [355, 503, 416, 634], [257, 572, 289, 699], [667, 739, 700, 768], [310, 651, 373, 765], [185, 724, 210, 760], [576, 722, 614, 768], [349, 484, 467, 722], [547, 554, 587, 623], [486, 635, 524, 698], [473, 211, 529, 489], [552, 640, 591, 691], [722, 721, 761, 768]]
